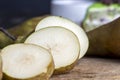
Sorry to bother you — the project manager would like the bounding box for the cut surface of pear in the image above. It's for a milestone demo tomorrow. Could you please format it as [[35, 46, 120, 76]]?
[[25, 26, 80, 73], [1, 43, 54, 80], [35, 16, 89, 59]]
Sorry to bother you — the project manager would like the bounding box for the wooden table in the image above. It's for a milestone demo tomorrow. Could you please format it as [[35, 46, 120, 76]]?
[[51, 57, 120, 80]]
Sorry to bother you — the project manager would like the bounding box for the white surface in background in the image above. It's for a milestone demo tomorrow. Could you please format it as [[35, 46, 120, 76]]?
[[51, 0, 96, 24]]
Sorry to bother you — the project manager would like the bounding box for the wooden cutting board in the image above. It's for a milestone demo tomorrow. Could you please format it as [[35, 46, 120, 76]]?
[[51, 57, 120, 80]]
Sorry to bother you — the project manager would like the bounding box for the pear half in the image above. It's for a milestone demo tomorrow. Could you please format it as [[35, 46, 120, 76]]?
[[35, 16, 89, 59], [1, 44, 54, 80], [25, 26, 80, 74]]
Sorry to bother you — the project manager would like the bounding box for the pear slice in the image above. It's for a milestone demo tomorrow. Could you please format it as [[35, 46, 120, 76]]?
[[1, 43, 54, 80], [35, 16, 89, 59], [25, 26, 80, 74]]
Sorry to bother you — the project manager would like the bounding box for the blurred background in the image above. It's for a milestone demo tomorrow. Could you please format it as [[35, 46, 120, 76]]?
[[0, 0, 120, 29], [0, 0, 51, 28]]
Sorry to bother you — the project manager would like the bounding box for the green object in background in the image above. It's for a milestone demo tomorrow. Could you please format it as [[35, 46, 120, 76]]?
[[83, 2, 120, 32]]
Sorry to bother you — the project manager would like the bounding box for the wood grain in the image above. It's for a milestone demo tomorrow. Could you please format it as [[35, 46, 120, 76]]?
[[51, 57, 120, 80]]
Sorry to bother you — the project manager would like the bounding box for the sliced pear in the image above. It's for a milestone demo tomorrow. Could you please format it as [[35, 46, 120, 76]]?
[[35, 16, 89, 59], [25, 26, 80, 74], [1, 43, 54, 80]]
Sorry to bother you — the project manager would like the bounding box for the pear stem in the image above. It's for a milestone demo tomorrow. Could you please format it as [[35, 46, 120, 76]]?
[[0, 27, 16, 40]]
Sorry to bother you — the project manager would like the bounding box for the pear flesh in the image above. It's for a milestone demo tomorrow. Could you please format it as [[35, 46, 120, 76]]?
[[1, 44, 54, 80], [35, 16, 89, 59], [25, 26, 80, 74]]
